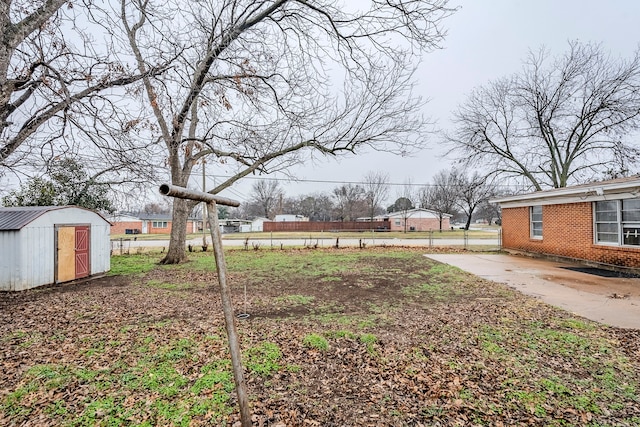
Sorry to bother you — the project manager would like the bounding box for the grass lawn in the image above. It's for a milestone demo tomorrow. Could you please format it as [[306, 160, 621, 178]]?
[[1, 248, 638, 426]]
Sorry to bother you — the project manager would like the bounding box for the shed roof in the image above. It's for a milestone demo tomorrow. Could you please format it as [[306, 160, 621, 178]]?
[[0, 206, 110, 231]]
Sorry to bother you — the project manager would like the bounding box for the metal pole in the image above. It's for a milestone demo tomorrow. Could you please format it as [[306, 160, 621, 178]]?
[[202, 160, 207, 245], [206, 201, 251, 427], [159, 184, 250, 427], [159, 183, 240, 207]]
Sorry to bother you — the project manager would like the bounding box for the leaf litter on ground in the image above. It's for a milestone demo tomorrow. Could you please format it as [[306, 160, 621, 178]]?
[[1, 247, 639, 426]]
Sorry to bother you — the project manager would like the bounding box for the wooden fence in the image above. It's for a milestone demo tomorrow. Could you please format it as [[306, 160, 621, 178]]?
[[263, 220, 389, 232]]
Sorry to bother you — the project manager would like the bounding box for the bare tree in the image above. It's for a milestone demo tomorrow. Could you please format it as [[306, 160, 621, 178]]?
[[117, 0, 455, 263], [332, 184, 366, 221], [286, 192, 334, 221], [475, 199, 501, 226], [362, 171, 390, 221], [249, 180, 283, 219], [0, 1, 163, 178], [454, 171, 496, 230], [446, 41, 640, 190], [419, 170, 458, 231]]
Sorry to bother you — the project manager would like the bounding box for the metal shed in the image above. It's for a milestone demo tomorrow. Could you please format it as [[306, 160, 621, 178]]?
[[0, 206, 111, 291]]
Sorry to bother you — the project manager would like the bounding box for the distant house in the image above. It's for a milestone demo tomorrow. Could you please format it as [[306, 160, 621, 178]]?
[[374, 208, 452, 231], [240, 217, 270, 233], [108, 212, 201, 235], [0, 206, 111, 291], [492, 176, 640, 269], [275, 214, 309, 222], [218, 218, 251, 233]]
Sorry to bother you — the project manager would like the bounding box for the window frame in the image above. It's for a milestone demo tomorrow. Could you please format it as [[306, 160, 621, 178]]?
[[152, 221, 168, 228], [594, 199, 640, 247], [530, 205, 543, 239]]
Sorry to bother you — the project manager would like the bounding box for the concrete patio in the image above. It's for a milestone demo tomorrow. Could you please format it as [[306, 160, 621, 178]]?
[[425, 253, 640, 329]]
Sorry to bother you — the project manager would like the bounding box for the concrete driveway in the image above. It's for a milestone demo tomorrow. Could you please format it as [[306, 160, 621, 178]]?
[[425, 253, 640, 329]]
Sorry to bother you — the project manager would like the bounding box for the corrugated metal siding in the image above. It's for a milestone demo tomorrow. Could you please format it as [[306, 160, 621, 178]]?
[[91, 223, 111, 274], [21, 226, 55, 290], [0, 230, 21, 291]]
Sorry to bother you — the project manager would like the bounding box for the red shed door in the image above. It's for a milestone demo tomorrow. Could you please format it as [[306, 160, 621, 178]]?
[[74, 226, 90, 279]]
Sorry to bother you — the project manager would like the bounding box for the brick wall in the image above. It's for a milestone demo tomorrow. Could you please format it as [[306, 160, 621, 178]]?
[[502, 203, 640, 268], [148, 221, 170, 234], [110, 221, 142, 235]]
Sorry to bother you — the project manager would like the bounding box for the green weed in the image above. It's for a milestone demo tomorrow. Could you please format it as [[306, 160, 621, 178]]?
[[276, 294, 315, 305], [245, 342, 282, 376], [303, 333, 329, 351]]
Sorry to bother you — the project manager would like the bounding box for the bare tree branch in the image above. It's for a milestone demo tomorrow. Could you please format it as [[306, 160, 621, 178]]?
[[446, 41, 640, 189]]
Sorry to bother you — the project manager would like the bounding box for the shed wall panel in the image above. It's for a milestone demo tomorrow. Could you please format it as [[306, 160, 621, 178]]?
[[90, 223, 110, 274], [21, 226, 56, 290], [0, 231, 21, 291]]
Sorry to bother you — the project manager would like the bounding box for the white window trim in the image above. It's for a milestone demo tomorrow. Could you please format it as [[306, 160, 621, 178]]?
[[530, 206, 543, 240], [593, 200, 619, 246]]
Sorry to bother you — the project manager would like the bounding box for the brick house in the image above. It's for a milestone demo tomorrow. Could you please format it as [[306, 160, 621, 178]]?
[[108, 213, 143, 234], [379, 208, 452, 232], [492, 176, 640, 269]]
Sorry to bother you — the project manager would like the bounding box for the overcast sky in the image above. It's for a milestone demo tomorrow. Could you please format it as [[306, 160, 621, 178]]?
[[212, 0, 640, 205]]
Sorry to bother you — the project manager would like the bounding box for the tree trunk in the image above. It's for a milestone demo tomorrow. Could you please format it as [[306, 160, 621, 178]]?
[[160, 197, 190, 264], [464, 215, 472, 231]]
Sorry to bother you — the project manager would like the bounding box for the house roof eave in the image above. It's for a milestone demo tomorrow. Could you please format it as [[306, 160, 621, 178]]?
[[492, 178, 640, 208]]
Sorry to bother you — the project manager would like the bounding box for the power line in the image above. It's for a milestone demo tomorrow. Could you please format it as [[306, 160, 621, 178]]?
[[201, 173, 528, 190]]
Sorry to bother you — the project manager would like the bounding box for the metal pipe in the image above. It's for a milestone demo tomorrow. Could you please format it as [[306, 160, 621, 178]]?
[[206, 201, 251, 427], [159, 183, 240, 207]]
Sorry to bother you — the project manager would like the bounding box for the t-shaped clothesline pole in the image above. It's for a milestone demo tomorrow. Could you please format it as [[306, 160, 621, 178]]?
[[159, 184, 251, 427]]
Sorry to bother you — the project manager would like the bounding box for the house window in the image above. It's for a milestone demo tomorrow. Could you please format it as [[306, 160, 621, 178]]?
[[530, 206, 542, 239], [152, 221, 168, 228], [622, 199, 640, 245], [594, 199, 640, 246], [595, 201, 619, 244], [394, 219, 401, 226]]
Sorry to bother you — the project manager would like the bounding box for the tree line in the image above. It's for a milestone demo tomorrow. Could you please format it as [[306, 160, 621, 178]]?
[[234, 169, 501, 230]]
